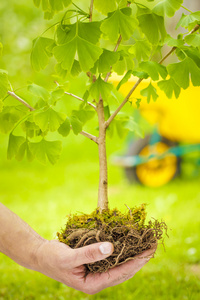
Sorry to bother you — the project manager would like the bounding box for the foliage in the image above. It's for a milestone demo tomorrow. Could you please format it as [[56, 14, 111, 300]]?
[[0, 0, 200, 167]]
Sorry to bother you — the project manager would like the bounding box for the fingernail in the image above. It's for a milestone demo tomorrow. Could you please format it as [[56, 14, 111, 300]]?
[[99, 242, 113, 255]]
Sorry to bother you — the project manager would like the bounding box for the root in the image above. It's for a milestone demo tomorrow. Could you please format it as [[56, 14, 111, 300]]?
[[57, 205, 167, 274]]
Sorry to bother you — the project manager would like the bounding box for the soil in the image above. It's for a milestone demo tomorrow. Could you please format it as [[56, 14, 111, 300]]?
[[57, 204, 167, 274]]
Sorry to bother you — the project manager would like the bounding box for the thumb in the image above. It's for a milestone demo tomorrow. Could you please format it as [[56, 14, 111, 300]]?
[[73, 242, 114, 267]]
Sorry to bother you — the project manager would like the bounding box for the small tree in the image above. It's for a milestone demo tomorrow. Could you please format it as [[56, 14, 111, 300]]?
[[0, 0, 200, 272]]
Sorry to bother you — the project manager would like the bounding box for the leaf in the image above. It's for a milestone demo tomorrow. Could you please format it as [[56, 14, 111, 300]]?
[[97, 49, 119, 74], [89, 76, 113, 102], [69, 115, 82, 135], [28, 83, 50, 100], [132, 70, 149, 79], [7, 134, 25, 160], [116, 70, 132, 90], [94, 0, 117, 15], [78, 22, 102, 45], [136, 98, 142, 108], [0, 70, 10, 99], [176, 12, 200, 30], [21, 120, 40, 138], [122, 117, 144, 138], [31, 37, 55, 71], [0, 106, 26, 134], [140, 82, 158, 103], [71, 60, 81, 77], [49, 88, 65, 105], [58, 117, 71, 137], [33, 0, 72, 16], [34, 107, 66, 132], [129, 39, 152, 62], [139, 61, 168, 80], [164, 35, 185, 47], [167, 57, 200, 89], [55, 63, 68, 79], [185, 34, 200, 47], [72, 109, 95, 124], [153, 0, 183, 17], [29, 139, 62, 164], [137, 7, 166, 45], [112, 51, 134, 75], [101, 7, 138, 42], [15, 141, 35, 162], [157, 78, 181, 99], [54, 36, 103, 72]]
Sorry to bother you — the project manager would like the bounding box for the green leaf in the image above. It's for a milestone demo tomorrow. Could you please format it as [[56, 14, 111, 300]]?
[[157, 78, 181, 99], [0, 70, 10, 99], [49, 88, 65, 105], [55, 63, 68, 79], [54, 36, 103, 72], [116, 70, 132, 90], [34, 107, 66, 132], [89, 76, 113, 102], [140, 82, 158, 103], [21, 120, 40, 138], [7, 134, 25, 160], [176, 12, 200, 30], [72, 109, 95, 124], [132, 70, 149, 79], [28, 83, 50, 100], [112, 51, 134, 75], [69, 115, 82, 135], [136, 98, 142, 109], [15, 141, 35, 162], [164, 35, 185, 47], [122, 117, 143, 138], [97, 49, 119, 74], [58, 117, 71, 137], [33, 0, 72, 16], [139, 61, 168, 80], [29, 139, 62, 164], [78, 22, 102, 45], [185, 34, 200, 47], [137, 7, 166, 45], [94, 0, 117, 14], [0, 106, 26, 134], [71, 60, 81, 77], [167, 57, 200, 89], [153, 0, 183, 17], [31, 37, 55, 72], [129, 39, 152, 62], [101, 7, 138, 42]]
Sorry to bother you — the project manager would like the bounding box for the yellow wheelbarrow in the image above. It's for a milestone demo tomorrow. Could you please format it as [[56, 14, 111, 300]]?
[[112, 75, 200, 187]]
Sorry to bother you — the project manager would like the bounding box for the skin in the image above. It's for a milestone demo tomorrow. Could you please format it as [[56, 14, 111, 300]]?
[[0, 202, 156, 295]]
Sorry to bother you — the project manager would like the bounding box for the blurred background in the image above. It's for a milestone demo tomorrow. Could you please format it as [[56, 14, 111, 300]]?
[[1, 0, 200, 299]]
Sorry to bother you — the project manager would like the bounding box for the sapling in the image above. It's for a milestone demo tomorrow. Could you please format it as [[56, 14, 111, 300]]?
[[0, 0, 200, 272]]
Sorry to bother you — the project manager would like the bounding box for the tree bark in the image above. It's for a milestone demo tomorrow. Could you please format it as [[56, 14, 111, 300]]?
[[97, 99, 108, 212]]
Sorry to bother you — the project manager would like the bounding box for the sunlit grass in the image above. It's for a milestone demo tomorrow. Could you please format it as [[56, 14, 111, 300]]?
[[1, 132, 200, 299]]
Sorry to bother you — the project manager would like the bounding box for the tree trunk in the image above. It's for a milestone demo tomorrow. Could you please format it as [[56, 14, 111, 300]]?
[[97, 99, 108, 212]]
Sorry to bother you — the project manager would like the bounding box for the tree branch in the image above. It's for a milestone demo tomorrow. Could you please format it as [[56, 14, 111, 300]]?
[[104, 2, 130, 82], [105, 24, 200, 129], [54, 81, 96, 110], [7, 91, 35, 111], [79, 130, 98, 144], [105, 78, 143, 128], [64, 91, 96, 110], [104, 35, 122, 82], [89, 0, 94, 22]]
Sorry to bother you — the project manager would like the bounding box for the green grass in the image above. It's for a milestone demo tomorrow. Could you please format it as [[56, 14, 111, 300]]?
[[1, 133, 200, 300]]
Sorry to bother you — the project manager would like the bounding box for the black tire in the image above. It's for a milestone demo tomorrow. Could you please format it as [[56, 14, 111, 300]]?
[[124, 135, 181, 185]]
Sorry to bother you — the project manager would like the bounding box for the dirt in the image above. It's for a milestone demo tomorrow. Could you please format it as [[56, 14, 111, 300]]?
[[57, 204, 167, 274]]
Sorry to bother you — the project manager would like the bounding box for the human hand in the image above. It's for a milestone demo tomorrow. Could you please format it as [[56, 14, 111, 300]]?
[[35, 240, 156, 295]]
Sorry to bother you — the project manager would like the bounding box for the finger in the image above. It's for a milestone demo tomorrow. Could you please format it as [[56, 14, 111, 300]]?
[[107, 247, 157, 286], [89, 246, 156, 292], [73, 242, 114, 267]]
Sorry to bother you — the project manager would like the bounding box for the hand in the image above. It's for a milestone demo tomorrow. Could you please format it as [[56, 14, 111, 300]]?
[[35, 240, 156, 295]]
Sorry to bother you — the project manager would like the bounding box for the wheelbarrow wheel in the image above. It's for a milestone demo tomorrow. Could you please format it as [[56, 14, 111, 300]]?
[[125, 135, 181, 187]]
